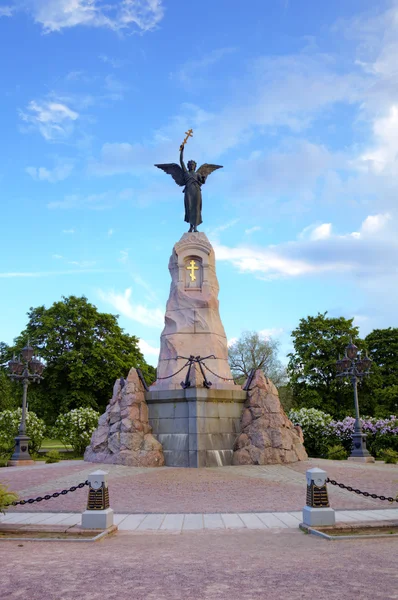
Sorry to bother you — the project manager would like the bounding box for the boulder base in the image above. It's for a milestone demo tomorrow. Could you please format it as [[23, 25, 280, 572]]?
[[233, 370, 308, 465], [84, 368, 164, 467]]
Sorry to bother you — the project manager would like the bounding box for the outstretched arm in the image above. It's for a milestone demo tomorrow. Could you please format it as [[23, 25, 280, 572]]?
[[180, 146, 187, 173]]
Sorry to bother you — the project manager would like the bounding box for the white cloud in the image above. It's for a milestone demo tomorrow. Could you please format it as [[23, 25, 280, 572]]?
[[52, 254, 63, 259], [68, 259, 97, 268], [98, 288, 164, 328], [245, 226, 262, 235], [10, 0, 164, 33], [26, 160, 74, 182], [62, 228, 75, 234], [99, 55, 125, 68], [87, 141, 148, 176], [214, 212, 396, 280], [20, 100, 78, 141], [259, 328, 285, 339], [174, 48, 236, 90], [107, 228, 114, 237], [361, 213, 392, 235], [299, 223, 332, 241], [214, 242, 321, 278], [104, 75, 129, 100], [0, 269, 104, 278], [48, 189, 132, 210], [358, 106, 398, 175], [118, 250, 129, 263], [206, 219, 239, 241], [0, 6, 13, 16], [138, 339, 160, 357]]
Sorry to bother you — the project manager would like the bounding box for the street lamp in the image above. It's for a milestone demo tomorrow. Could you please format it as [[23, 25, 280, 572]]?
[[336, 340, 375, 463], [7, 344, 45, 466]]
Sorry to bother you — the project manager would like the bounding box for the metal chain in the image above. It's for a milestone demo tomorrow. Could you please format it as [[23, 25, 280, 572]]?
[[327, 478, 398, 503], [201, 362, 241, 383], [155, 360, 191, 380], [7, 480, 89, 507]]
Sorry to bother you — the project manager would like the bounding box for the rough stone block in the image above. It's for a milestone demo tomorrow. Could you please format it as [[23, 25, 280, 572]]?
[[84, 368, 165, 467]]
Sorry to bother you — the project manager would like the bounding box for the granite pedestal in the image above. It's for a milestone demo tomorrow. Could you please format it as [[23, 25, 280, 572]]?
[[146, 388, 246, 467]]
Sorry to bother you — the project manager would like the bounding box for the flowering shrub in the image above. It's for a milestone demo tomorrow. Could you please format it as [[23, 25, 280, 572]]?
[[330, 415, 398, 456], [289, 409, 398, 458], [52, 407, 100, 456], [0, 409, 46, 456], [288, 408, 333, 457]]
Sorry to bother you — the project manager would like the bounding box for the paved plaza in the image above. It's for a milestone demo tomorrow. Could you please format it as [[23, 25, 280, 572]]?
[[1, 529, 397, 600], [1, 458, 398, 514], [2, 459, 398, 599]]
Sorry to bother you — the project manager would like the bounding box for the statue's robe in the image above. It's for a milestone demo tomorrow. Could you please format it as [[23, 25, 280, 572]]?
[[183, 171, 206, 227]]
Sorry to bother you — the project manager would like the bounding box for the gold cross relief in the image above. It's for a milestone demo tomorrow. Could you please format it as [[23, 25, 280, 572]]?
[[187, 259, 199, 282]]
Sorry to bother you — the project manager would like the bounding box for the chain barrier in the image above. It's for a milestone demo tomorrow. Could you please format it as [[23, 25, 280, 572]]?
[[155, 360, 191, 380], [327, 478, 398, 503], [151, 355, 248, 387], [7, 480, 89, 507], [201, 362, 242, 383]]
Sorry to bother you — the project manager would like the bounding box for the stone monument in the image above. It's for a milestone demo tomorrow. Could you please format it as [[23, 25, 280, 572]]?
[[147, 231, 246, 467], [86, 130, 309, 468]]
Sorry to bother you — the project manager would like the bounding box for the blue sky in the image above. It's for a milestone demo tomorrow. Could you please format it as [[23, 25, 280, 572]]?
[[1, 0, 398, 366]]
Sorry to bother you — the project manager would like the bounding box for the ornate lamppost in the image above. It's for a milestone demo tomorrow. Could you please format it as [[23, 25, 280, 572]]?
[[336, 340, 375, 463], [7, 344, 45, 466]]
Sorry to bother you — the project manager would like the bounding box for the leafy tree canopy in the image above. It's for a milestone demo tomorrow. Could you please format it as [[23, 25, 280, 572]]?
[[228, 331, 286, 386], [10, 295, 155, 423], [286, 312, 377, 417], [365, 328, 398, 388], [0, 342, 21, 412], [365, 328, 398, 416]]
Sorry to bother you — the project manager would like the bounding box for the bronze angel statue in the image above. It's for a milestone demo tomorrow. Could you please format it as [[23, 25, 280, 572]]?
[[155, 130, 222, 232]]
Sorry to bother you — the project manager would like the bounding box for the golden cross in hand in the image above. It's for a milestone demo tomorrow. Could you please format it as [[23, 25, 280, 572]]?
[[180, 128, 193, 151], [187, 259, 199, 282]]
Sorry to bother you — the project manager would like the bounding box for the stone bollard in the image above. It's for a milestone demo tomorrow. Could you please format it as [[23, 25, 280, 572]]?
[[302, 467, 335, 527], [81, 470, 114, 529]]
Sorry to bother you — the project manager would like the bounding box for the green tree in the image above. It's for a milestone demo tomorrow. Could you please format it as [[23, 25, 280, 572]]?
[[228, 331, 286, 386], [366, 328, 398, 416], [366, 328, 398, 387], [0, 342, 19, 411], [12, 296, 155, 423], [287, 312, 373, 417]]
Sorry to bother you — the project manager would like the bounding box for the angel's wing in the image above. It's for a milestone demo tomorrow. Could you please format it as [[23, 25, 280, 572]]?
[[154, 163, 185, 186], [196, 163, 223, 181]]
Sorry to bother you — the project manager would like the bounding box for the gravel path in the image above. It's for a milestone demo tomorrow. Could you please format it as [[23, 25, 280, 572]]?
[[1, 529, 397, 599]]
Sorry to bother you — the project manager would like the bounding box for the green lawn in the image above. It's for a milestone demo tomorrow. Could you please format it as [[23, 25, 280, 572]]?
[[41, 438, 72, 451]]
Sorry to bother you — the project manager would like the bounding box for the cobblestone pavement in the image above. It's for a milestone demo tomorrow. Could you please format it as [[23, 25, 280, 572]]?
[[1, 529, 397, 600], [1, 458, 398, 513]]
